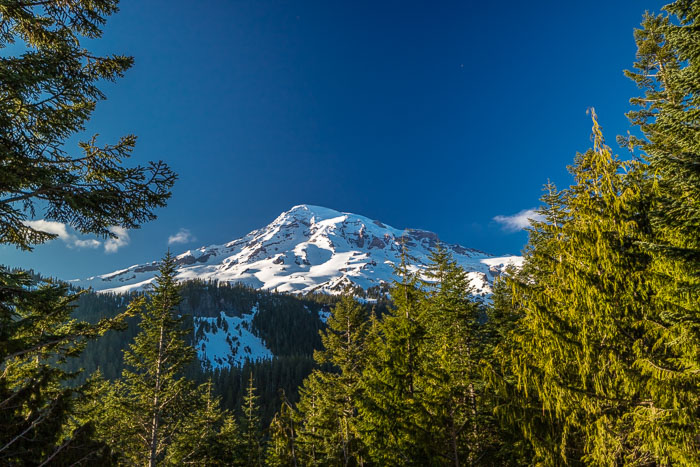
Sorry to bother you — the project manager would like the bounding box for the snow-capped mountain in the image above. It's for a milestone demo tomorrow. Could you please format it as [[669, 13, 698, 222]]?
[[75, 204, 522, 296]]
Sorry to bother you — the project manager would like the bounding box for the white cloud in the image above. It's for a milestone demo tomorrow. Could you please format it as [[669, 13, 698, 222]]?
[[493, 208, 545, 232], [104, 226, 130, 253], [73, 238, 102, 249], [168, 228, 195, 245], [23, 220, 131, 252], [24, 220, 101, 249]]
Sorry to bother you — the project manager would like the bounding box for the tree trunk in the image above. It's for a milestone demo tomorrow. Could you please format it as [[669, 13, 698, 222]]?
[[148, 323, 166, 467]]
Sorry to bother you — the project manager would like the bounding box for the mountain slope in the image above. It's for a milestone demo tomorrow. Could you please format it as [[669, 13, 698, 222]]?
[[75, 205, 522, 295]]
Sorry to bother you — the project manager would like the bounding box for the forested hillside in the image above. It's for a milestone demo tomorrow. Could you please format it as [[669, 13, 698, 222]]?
[[65, 281, 388, 424]]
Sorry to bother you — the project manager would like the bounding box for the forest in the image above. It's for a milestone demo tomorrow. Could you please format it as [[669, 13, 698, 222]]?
[[0, 0, 698, 465]]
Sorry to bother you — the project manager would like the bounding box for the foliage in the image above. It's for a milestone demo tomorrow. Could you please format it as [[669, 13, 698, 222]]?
[[0, 1, 175, 462], [0, 0, 175, 251], [622, 3, 700, 463], [292, 295, 370, 465], [241, 374, 264, 467]]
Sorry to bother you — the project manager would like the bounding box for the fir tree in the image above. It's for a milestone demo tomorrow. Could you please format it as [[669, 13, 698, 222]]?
[[294, 372, 325, 466], [0, 0, 175, 463], [241, 374, 263, 466], [0, 273, 126, 465], [356, 242, 432, 465], [294, 295, 370, 466], [622, 3, 700, 463], [167, 380, 243, 466], [495, 112, 659, 464], [484, 187, 575, 464], [419, 243, 495, 465], [97, 253, 217, 466], [266, 391, 299, 467]]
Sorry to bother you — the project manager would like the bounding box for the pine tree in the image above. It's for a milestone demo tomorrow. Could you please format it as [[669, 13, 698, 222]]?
[[167, 380, 243, 466], [356, 242, 432, 465], [495, 112, 658, 464], [294, 372, 331, 466], [0, 1, 175, 463], [485, 185, 576, 465], [241, 374, 263, 466], [0, 273, 126, 465], [419, 243, 495, 465], [294, 295, 370, 465], [622, 3, 700, 463], [482, 276, 541, 465], [266, 391, 299, 467], [99, 253, 197, 466], [0, 2, 175, 250]]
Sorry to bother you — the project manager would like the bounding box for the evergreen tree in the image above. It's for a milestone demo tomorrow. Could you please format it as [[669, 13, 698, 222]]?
[[241, 374, 263, 466], [495, 112, 658, 464], [0, 273, 125, 465], [356, 243, 432, 465], [294, 295, 370, 466], [482, 276, 540, 465], [419, 243, 496, 465], [622, 3, 700, 463], [485, 186, 576, 465], [167, 381, 243, 465], [96, 253, 236, 466], [266, 391, 299, 467], [294, 372, 327, 466], [0, 0, 174, 463]]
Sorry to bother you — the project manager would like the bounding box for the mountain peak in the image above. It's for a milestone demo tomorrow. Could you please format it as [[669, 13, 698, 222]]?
[[76, 206, 522, 295], [276, 204, 345, 223]]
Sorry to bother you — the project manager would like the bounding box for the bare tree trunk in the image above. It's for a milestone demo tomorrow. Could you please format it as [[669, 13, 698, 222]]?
[[467, 381, 478, 467], [148, 323, 165, 467]]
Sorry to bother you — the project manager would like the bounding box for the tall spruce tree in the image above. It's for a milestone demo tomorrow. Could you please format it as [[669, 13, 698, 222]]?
[[419, 244, 496, 465], [482, 274, 541, 465], [293, 295, 370, 466], [241, 374, 263, 467], [623, 3, 700, 463], [97, 253, 236, 466], [0, 1, 175, 463], [356, 243, 432, 465], [167, 380, 243, 466], [266, 391, 299, 467], [485, 184, 579, 465], [295, 373, 324, 465], [494, 112, 659, 464], [0, 271, 127, 465]]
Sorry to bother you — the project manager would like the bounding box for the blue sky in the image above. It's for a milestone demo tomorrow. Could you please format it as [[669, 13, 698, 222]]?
[[2, 0, 666, 279]]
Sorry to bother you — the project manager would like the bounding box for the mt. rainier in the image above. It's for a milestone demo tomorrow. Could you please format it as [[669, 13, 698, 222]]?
[[76, 205, 522, 295]]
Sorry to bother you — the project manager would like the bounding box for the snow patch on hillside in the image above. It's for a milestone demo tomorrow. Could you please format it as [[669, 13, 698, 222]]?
[[193, 304, 272, 369]]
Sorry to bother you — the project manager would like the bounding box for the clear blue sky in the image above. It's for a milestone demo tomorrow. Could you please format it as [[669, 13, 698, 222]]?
[[2, 0, 667, 279]]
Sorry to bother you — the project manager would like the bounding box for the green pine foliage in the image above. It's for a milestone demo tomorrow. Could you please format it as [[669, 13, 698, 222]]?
[[0, 1, 174, 463], [1, 1, 698, 465], [355, 246, 433, 465], [294, 373, 324, 465], [93, 254, 239, 466], [292, 295, 370, 466], [266, 391, 300, 467], [418, 244, 498, 465], [0, 1, 175, 251], [622, 2, 700, 463], [167, 381, 243, 466], [104, 253, 195, 465], [241, 374, 264, 467], [65, 281, 344, 424], [491, 112, 677, 464], [0, 270, 128, 464]]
